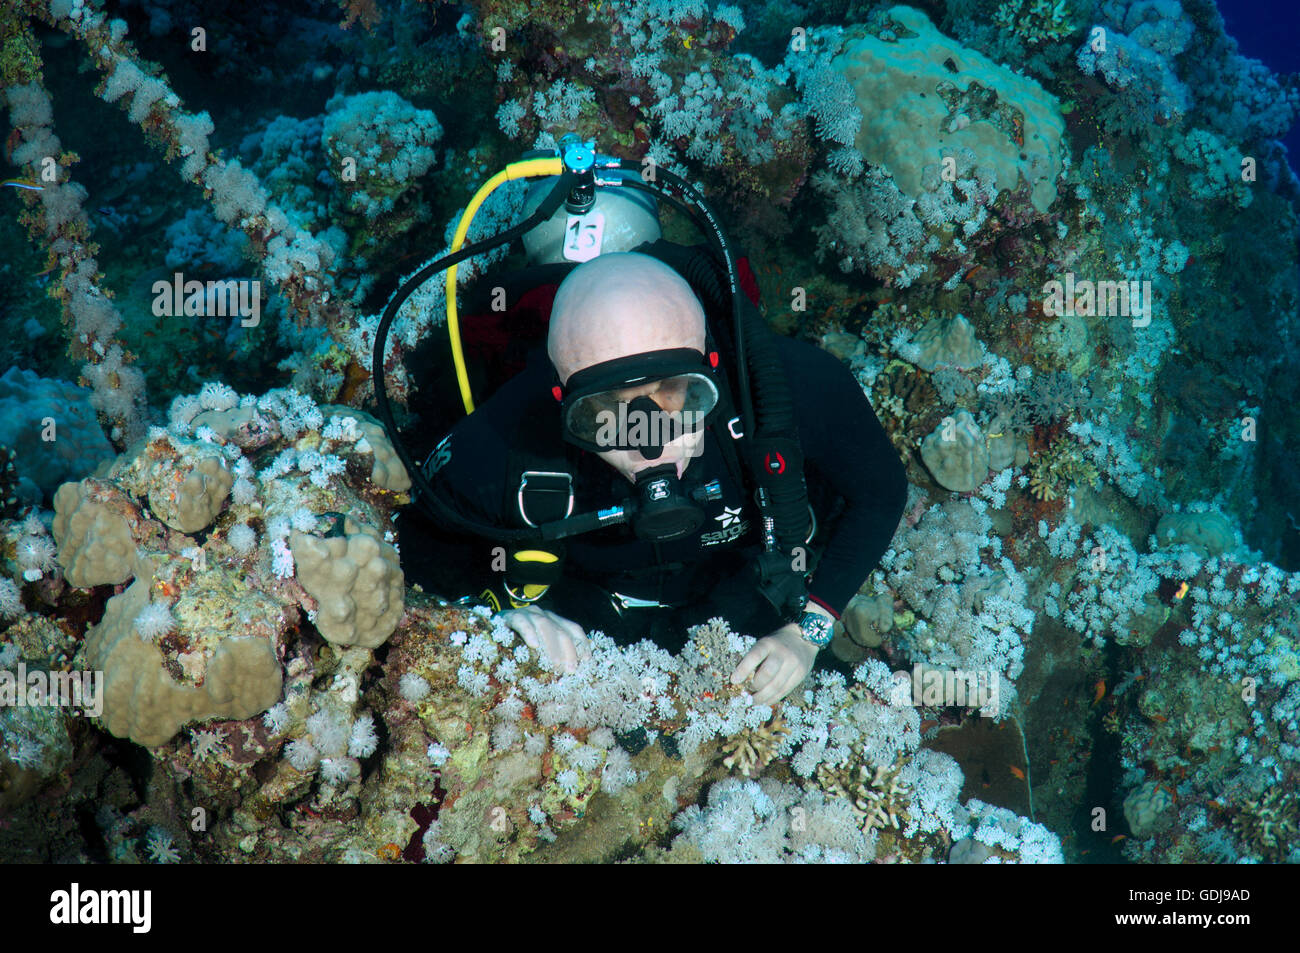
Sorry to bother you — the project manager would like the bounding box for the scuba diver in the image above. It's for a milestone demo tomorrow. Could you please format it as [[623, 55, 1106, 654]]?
[[375, 138, 907, 705]]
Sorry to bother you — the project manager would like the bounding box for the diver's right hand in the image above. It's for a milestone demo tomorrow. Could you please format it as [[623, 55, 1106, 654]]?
[[498, 606, 592, 674]]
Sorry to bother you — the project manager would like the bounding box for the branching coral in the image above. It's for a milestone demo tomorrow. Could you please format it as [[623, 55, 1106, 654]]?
[[812, 167, 927, 288], [980, 387, 1034, 438], [994, 0, 1082, 45], [721, 714, 790, 778], [1027, 438, 1099, 501], [814, 756, 913, 833], [871, 359, 943, 457]]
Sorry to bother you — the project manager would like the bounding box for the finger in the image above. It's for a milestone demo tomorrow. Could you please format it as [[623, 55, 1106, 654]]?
[[758, 669, 797, 707], [503, 615, 540, 650], [540, 608, 573, 631], [548, 630, 578, 674], [561, 636, 579, 673], [753, 673, 786, 706], [750, 657, 786, 702], [566, 622, 592, 662], [731, 644, 770, 685], [558, 616, 588, 647], [528, 624, 565, 667]]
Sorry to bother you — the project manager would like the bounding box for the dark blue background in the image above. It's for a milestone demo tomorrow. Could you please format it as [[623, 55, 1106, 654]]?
[[1218, 0, 1300, 166]]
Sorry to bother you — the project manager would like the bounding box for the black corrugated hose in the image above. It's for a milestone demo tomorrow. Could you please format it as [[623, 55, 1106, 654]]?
[[677, 247, 812, 570]]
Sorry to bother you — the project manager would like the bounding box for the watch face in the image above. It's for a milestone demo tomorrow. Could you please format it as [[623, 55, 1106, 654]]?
[[802, 613, 833, 646]]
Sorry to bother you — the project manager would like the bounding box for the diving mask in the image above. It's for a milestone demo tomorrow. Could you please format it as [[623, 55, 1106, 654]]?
[[556, 348, 720, 459]]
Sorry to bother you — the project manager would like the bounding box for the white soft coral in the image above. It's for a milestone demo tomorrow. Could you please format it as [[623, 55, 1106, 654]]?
[[348, 713, 379, 758], [15, 534, 57, 577], [134, 602, 176, 641], [0, 578, 24, 619], [191, 728, 228, 762], [145, 827, 181, 864]]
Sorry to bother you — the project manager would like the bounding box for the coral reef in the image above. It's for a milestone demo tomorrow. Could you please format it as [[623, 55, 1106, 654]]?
[[0, 0, 1298, 870], [47, 384, 410, 747], [816, 756, 911, 833]]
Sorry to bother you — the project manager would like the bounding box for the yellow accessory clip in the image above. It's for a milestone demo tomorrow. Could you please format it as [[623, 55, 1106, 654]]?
[[504, 549, 560, 607]]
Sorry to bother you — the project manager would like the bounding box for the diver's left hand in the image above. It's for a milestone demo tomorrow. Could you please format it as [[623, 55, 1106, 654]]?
[[730, 623, 819, 706]]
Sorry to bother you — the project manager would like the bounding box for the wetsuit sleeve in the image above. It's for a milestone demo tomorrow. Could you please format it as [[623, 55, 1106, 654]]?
[[781, 339, 907, 617]]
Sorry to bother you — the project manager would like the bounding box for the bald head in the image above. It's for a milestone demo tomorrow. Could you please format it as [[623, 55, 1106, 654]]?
[[548, 253, 706, 384]]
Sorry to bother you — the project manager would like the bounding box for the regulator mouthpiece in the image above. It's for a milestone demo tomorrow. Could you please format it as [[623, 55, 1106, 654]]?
[[631, 464, 704, 541]]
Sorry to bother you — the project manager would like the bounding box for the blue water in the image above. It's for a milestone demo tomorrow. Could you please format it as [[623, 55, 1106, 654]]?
[[1218, 0, 1300, 163]]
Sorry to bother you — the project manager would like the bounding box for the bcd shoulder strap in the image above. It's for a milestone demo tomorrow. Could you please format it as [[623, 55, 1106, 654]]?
[[495, 378, 572, 606]]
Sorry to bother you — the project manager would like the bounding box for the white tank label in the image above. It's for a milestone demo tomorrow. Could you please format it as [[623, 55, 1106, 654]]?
[[563, 210, 605, 262]]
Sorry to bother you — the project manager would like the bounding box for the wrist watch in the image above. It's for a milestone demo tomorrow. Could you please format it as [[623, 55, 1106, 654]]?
[[798, 609, 835, 648]]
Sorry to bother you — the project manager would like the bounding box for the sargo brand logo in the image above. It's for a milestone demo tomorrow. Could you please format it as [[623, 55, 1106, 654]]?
[[700, 505, 748, 546], [50, 883, 151, 933]]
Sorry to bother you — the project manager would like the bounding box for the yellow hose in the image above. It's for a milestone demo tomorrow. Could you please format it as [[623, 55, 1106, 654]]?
[[446, 156, 564, 414]]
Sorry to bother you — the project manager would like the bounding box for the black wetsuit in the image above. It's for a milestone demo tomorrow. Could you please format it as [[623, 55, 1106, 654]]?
[[400, 324, 908, 652]]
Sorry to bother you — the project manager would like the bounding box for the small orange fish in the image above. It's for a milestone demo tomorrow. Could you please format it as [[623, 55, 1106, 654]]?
[[1174, 581, 1189, 600], [1010, 764, 1026, 781], [1111, 834, 1127, 844], [1092, 678, 1106, 705]]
